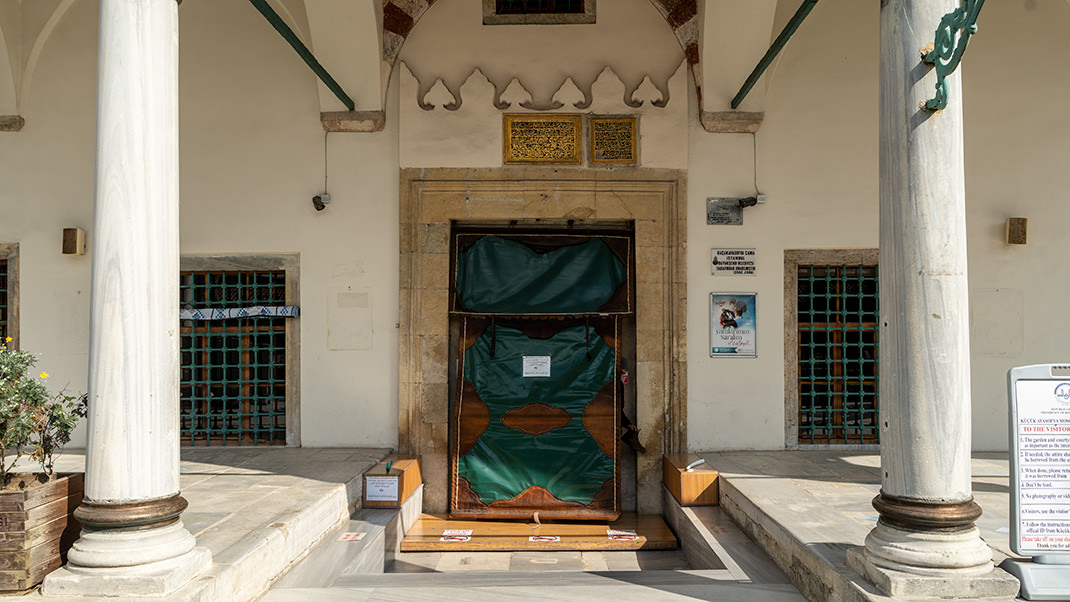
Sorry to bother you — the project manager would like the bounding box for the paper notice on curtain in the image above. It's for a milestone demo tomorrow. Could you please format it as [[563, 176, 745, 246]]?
[[523, 356, 551, 377]]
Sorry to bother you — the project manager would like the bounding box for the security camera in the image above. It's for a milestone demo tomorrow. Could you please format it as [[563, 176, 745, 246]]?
[[312, 194, 330, 211]]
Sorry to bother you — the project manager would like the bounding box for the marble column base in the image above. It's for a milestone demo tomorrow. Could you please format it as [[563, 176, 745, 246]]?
[[849, 523, 1020, 599], [863, 522, 993, 576], [848, 547, 1019, 599], [42, 545, 210, 597], [41, 522, 211, 597]]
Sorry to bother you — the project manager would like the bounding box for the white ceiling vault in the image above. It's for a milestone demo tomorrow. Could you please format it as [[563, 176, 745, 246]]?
[[0, 0, 811, 131]]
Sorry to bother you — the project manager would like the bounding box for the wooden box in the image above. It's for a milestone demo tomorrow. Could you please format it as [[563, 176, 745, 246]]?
[[362, 457, 421, 509], [0, 473, 83, 592], [662, 454, 718, 506]]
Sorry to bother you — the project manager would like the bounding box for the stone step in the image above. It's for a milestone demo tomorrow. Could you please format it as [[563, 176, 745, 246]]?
[[261, 570, 809, 602], [272, 485, 424, 588]]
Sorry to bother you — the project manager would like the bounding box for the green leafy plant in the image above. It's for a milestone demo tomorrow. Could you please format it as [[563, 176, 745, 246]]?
[[0, 337, 87, 486]]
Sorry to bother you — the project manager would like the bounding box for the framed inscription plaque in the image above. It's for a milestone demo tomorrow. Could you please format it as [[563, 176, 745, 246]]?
[[590, 117, 637, 165], [503, 114, 582, 165]]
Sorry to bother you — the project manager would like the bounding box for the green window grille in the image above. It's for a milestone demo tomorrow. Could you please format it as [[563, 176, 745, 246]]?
[[797, 264, 879, 444], [180, 270, 287, 446], [497, 0, 584, 14], [0, 259, 7, 341]]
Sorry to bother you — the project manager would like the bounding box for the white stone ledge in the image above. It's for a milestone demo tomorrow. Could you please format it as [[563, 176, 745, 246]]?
[[0, 115, 24, 132], [700, 111, 763, 133], [321, 111, 385, 132]]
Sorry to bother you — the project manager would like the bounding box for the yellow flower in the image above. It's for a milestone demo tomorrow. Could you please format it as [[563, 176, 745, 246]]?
[[3, 336, 10, 343], [39, 371, 49, 379]]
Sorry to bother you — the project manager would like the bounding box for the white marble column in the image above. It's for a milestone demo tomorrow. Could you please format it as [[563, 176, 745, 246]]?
[[42, 0, 210, 596], [854, 1, 1016, 597]]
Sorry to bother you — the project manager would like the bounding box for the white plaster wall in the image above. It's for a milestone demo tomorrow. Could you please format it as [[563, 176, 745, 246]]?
[[687, 0, 879, 451], [4, 0, 1070, 454], [687, 0, 1070, 452], [0, 0, 401, 448], [961, 0, 1070, 450]]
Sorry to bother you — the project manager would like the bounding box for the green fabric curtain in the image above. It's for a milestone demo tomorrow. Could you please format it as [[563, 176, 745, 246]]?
[[456, 236, 627, 314], [458, 323, 615, 504]]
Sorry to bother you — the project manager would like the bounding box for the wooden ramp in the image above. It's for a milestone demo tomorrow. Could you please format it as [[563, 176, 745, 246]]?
[[400, 512, 677, 552]]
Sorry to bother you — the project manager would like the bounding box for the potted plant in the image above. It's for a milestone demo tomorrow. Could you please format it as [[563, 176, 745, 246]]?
[[0, 336, 87, 592]]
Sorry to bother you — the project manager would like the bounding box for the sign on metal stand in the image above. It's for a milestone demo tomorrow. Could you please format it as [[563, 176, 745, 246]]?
[[1000, 364, 1070, 600]]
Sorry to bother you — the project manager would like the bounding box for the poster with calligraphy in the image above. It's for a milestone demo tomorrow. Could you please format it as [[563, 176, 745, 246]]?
[[504, 114, 582, 164], [590, 117, 637, 165]]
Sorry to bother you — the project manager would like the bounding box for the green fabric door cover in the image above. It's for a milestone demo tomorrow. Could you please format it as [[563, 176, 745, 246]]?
[[458, 322, 615, 505], [455, 236, 627, 314]]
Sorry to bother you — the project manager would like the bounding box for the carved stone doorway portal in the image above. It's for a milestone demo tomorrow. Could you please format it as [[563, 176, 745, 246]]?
[[399, 168, 686, 515]]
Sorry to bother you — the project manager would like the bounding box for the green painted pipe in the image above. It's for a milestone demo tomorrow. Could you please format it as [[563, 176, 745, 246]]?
[[248, 0, 355, 112], [731, 0, 819, 110]]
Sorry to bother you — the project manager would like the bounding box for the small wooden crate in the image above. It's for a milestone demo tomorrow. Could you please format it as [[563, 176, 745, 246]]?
[[0, 473, 83, 592], [662, 454, 718, 506], [362, 457, 422, 509]]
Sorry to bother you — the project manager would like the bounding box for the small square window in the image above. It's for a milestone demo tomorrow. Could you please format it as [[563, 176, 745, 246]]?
[[497, 0, 585, 14], [484, 0, 595, 24]]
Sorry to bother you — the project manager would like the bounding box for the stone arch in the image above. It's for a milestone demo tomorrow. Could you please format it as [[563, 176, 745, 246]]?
[[380, 0, 703, 100], [18, 0, 81, 120]]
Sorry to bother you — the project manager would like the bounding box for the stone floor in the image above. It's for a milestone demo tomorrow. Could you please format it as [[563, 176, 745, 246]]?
[[701, 451, 1020, 602], [9, 447, 389, 602], [7, 450, 1024, 602]]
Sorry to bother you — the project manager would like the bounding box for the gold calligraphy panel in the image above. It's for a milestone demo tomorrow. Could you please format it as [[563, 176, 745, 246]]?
[[503, 114, 582, 165], [590, 117, 637, 165]]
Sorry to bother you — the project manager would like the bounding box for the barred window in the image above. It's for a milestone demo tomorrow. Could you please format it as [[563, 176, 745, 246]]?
[[795, 262, 879, 445], [0, 259, 7, 341], [180, 270, 288, 446]]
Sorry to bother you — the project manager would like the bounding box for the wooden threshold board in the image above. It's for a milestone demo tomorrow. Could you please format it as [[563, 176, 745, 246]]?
[[400, 512, 677, 552]]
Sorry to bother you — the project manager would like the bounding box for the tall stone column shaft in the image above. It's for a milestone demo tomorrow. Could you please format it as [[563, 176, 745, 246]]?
[[43, 0, 210, 595], [863, 0, 991, 579]]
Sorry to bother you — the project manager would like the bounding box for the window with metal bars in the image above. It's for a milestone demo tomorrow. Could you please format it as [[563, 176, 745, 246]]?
[[497, 0, 584, 13], [0, 259, 7, 341], [797, 264, 879, 444], [180, 270, 288, 446]]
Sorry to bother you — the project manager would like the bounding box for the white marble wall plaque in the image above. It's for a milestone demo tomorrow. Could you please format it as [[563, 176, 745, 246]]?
[[711, 248, 756, 276], [328, 289, 372, 350]]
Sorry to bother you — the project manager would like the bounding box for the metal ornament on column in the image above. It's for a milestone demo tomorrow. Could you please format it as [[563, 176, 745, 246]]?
[[41, 0, 210, 596]]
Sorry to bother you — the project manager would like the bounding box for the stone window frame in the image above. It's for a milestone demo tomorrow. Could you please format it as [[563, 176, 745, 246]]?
[[483, 0, 596, 25], [0, 243, 18, 349], [783, 249, 879, 450], [179, 254, 302, 447]]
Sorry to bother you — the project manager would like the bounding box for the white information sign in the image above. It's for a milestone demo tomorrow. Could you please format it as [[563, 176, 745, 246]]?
[[1005, 367, 1070, 602], [523, 356, 551, 378], [364, 476, 399, 502], [1010, 371, 1070, 555], [711, 248, 757, 276]]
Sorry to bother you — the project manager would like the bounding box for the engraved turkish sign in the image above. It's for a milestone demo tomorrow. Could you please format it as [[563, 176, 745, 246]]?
[[504, 114, 582, 164], [711, 248, 756, 276]]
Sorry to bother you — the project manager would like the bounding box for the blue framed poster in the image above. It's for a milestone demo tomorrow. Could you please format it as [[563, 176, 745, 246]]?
[[710, 293, 756, 357]]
